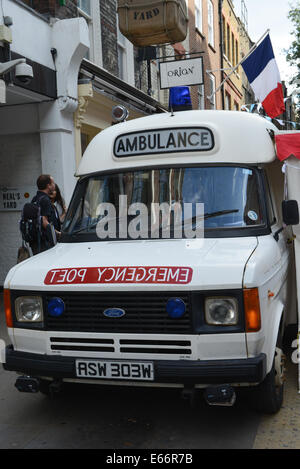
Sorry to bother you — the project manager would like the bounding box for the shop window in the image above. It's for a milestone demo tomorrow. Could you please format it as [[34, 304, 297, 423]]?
[[81, 124, 100, 156]]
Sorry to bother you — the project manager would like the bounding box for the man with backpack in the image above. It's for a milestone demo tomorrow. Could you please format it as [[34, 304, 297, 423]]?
[[20, 174, 61, 255]]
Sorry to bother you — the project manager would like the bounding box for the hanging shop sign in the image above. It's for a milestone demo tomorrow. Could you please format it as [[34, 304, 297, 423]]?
[[117, 0, 188, 47], [0, 186, 35, 211], [159, 57, 204, 89]]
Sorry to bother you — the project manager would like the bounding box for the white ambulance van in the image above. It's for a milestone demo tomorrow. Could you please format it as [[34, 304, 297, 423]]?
[[2, 110, 299, 414]]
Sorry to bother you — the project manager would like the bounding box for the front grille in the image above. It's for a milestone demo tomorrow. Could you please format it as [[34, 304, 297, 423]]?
[[49, 337, 192, 355], [46, 291, 192, 334]]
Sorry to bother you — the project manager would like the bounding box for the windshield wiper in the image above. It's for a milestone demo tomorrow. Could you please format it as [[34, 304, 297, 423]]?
[[69, 209, 240, 236], [203, 209, 239, 219], [186, 209, 239, 226], [70, 221, 99, 235]]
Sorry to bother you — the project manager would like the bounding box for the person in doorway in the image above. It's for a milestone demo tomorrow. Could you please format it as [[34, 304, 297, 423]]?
[[30, 174, 61, 254], [49, 183, 67, 224]]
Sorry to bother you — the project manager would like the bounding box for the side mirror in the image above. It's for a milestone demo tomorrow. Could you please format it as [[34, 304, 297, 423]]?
[[282, 200, 299, 226]]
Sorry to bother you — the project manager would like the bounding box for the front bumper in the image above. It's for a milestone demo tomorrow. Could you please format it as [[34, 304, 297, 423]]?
[[3, 346, 266, 385]]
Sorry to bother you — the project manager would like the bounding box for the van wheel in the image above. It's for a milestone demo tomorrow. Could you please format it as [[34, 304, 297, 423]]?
[[249, 346, 285, 414]]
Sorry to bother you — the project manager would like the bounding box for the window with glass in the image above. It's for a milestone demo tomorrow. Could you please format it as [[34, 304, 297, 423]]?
[[78, 0, 91, 15], [117, 16, 127, 80], [195, 0, 203, 33], [226, 24, 230, 60], [62, 166, 264, 241], [208, 1, 214, 46]]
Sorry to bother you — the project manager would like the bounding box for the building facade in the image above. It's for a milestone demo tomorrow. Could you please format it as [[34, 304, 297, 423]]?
[[0, 0, 165, 285], [188, 0, 222, 110], [221, 0, 243, 110]]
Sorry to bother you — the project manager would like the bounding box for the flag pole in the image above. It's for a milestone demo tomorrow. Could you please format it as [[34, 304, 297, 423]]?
[[207, 29, 270, 101]]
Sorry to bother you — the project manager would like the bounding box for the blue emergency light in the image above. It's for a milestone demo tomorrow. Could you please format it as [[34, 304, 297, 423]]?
[[169, 87, 192, 112], [166, 298, 186, 318], [48, 297, 65, 317]]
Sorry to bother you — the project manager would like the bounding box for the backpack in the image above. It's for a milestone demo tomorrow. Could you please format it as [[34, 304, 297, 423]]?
[[20, 200, 43, 244]]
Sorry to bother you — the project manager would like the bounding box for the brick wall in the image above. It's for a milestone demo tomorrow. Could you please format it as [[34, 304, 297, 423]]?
[[100, 0, 118, 76], [188, 0, 222, 110]]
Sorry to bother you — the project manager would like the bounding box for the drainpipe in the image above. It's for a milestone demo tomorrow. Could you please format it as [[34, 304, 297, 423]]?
[[218, 0, 225, 109]]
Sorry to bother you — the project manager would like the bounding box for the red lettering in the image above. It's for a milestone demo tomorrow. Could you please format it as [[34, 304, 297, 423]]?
[[44, 266, 193, 285]]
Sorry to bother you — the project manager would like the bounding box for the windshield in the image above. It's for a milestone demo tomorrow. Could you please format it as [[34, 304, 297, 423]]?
[[62, 166, 264, 241]]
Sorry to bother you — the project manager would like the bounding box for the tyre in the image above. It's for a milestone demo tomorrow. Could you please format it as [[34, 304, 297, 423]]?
[[249, 346, 285, 414]]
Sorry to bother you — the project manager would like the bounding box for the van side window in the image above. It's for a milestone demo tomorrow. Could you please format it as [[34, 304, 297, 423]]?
[[264, 174, 276, 225]]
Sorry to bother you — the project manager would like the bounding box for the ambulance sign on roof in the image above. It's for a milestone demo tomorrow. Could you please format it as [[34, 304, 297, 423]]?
[[114, 127, 214, 158]]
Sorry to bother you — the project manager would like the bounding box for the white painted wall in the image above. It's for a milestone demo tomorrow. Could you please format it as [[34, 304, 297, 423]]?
[[0, 131, 42, 284], [3, 0, 55, 69]]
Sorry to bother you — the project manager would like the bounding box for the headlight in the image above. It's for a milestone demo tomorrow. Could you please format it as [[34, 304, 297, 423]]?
[[205, 297, 238, 325], [15, 296, 43, 322]]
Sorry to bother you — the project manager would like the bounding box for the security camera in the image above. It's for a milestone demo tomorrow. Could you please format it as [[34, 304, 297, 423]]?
[[14, 62, 33, 85]]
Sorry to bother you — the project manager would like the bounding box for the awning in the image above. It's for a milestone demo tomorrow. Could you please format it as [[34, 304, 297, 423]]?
[[80, 59, 167, 115]]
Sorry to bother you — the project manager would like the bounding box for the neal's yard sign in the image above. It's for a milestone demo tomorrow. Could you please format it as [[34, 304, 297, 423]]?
[[114, 127, 214, 157], [0, 187, 34, 211], [159, 57, 203, 89]]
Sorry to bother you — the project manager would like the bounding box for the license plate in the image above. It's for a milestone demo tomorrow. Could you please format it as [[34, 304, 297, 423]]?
[[75, 359, 154, 381]]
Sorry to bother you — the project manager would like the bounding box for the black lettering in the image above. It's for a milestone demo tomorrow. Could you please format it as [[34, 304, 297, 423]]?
[[126, 136, 137, 152], [77, 362, 87, 376], [188, 132, 199, 146], [153, 8, 159, 16], [121, 364, 130, 377], [142, 364, 151, 378], [146, 11, 153, 19], [117, 139, 126, 154], [201, 131, 210, 146], [140, 12, 145, 20], [131, 364, 141, 378], [166, 132, 176, 148], [111, 363, 120, 377], [139, 135, 147, 150], [177, 132, 187, 147], [148, 134, 157, 150], [157, 134, 165, 149], [88, 363, 97, 376], [97, 363, 107, 376]]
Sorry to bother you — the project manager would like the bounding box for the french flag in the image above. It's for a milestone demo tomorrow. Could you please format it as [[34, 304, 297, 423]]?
[[242, 34, 285, 118]]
